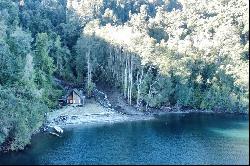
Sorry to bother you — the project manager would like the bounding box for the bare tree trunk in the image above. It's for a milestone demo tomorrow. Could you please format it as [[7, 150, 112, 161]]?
[[129, 55, 133, 105], [146, 84, 151, 111], [124, 54, 128, 98], [86, 48, 91, 97], [136, 68, 143, 107], [127, 54, 130, 103], [146, 79, 158, 111], [146, 83, 153, 111], [136, 70, 139, 105], [145, 66, 157, 111], [112, 47, 115, 79]]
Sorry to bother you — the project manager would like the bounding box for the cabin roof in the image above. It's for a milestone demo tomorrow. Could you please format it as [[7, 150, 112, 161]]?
[[63, 88, 85, 100], [72, 88, 82, 97]]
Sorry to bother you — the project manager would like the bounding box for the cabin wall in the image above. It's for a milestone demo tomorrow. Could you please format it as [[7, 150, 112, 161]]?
[[65, 90, 84, 105], [67, 94, 73, 104], [72, 91, 81, 104]]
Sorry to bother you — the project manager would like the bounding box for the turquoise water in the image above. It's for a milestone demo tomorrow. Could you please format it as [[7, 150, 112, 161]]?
[[0, 113, 249, 165]]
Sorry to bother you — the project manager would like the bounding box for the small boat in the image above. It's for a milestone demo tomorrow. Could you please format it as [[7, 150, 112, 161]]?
[[49, 132, 61, 137], [53, 126, 63, 134], [46, 125, 63, 137]]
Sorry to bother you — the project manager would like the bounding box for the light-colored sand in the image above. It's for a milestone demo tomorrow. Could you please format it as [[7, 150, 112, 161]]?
[[46, 99, 153, 128], [48, 99, 111, 117]]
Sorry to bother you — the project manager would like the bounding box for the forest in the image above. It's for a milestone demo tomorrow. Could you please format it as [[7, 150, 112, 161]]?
[[0, 0, 249, 151]]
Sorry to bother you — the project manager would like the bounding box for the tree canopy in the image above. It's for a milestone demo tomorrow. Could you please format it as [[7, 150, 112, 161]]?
[[0, 0, 249, 151]]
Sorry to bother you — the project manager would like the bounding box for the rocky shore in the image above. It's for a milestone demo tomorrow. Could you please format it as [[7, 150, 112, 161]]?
[[44, 87, 248, 133], [96, 86, 248, 116], [44, 98, 154, 129]]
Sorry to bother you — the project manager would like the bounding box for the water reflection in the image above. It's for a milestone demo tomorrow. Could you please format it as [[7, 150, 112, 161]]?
[[0, 113, 248, 165]]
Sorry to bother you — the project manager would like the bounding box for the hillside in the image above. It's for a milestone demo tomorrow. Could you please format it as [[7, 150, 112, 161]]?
[[0, 0, 249, 151]]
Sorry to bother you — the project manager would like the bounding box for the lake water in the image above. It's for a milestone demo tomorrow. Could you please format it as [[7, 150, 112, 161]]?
[[0, 113, 249, 165]]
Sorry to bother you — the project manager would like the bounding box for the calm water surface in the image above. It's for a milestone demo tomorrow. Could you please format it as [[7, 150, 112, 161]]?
[[0, 113, 248, 165]]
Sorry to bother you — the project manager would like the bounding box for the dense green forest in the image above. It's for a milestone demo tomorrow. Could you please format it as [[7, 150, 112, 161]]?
[[0, 0, 249, 151]]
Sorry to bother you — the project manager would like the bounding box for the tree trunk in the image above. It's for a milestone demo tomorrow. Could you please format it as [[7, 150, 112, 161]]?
[[127, 54, 130, 103], [124, 53, 128, 98], [136, 68, 143, 107], [146, 83, 153, 111], [129, 54, 133, 105], [86, 48, 91, 97], [146, 79, 158, 111]]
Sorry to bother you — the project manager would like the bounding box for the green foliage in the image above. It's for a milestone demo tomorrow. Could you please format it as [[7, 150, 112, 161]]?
[[0, 0, 249, 152], [0, 86, 48, 151], [49, 35, 72, 80], [0, 0, 19, 27], [34, 33, 55, 76], [0, 1, 63, 151], [85, 81, 96, 98], [148, 75, 173, 108], [0, 39, 16, 84], [175, 84, 193, 107], [8, 27, 33, 58]]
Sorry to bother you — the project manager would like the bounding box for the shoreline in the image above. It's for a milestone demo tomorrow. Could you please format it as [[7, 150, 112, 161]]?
[[95, 86, 248, 116], [44, 99, 248, 131], [143, 108, 248, 116], [1, 96, 247, 153], [43, 88, 248, 131], [44, 99, 155, 129]]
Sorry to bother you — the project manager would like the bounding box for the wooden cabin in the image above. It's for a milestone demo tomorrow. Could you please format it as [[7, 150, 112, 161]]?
[[58, 89, 85, 106]]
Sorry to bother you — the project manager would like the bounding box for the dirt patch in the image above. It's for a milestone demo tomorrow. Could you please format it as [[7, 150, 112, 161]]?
[[96, 85, 144, 115]]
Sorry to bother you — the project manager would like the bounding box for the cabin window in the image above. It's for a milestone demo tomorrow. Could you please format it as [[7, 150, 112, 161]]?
[[79, 99, 81, 103], [70, 100, 73, 104], [73, 100, 75, 103]]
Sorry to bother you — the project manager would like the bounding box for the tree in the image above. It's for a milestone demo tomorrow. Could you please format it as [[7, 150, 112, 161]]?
[[34, 33, 54, 88]]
